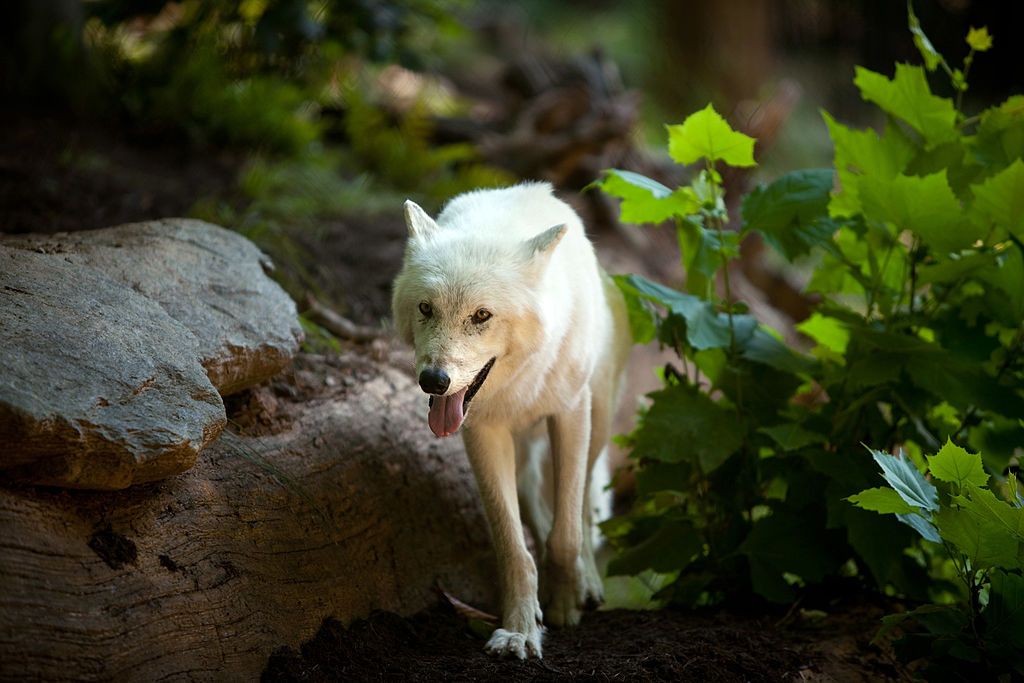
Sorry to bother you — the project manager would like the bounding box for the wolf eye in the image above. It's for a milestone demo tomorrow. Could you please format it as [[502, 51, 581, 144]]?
[[419, 302, 432, 317], [472, 308, 492, 324]]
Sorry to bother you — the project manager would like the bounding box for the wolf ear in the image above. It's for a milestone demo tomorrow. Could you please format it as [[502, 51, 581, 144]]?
[[523, 224, 567, 261], [404, 200, 440, 240]]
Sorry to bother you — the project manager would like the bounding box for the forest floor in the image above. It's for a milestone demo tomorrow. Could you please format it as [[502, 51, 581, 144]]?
[[2, 113, 913, 682], [261, 598, 909, 682]]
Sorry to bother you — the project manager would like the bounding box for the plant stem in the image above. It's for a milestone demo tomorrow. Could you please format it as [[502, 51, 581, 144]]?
[[720, 244, 735, 347], [966, 564, 983, 645], [893, 393, 940, 450], [872, 241, 898, 319], [956, 50, 974, 115], [908, 239, 919, 320], [706, 162, 736, 352], [706, 161, 741, 415]]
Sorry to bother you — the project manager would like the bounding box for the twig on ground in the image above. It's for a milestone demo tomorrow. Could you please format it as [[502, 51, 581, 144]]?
[[304, 294, 387, 343], [434, 583, 499, 625]]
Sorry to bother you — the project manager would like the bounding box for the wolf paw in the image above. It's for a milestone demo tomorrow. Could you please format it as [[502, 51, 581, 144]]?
[[544, 584, 582, 627], [485, 627, 544, 659]]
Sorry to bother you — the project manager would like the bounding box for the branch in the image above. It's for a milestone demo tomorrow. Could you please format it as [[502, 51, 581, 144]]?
[[304, 295, 387, 343]]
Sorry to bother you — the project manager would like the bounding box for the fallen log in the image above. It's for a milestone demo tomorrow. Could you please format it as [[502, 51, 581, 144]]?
[[0, 353, 496, 681]]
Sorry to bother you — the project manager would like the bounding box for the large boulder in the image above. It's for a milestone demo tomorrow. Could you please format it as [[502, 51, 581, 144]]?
[[1, 219, 303, 395], [0, 219, 303, 489], [0, 353, 496, 681], [0, 246, 225, 488]]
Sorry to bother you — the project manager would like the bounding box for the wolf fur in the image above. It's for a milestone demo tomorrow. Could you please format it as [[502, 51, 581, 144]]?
[[391, 182, 630, 659]]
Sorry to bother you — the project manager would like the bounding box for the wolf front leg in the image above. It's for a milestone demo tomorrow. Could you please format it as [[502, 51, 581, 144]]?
[[462, 423, 545, 659], [543, 386, 592, 627]]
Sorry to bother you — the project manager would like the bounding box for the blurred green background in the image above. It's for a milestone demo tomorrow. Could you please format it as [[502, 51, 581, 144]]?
[[1, 0, 1018, 334]]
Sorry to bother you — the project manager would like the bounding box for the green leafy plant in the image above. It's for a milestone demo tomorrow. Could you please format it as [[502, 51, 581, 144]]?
[[598, 6, 1023, 619], [84, 0, 469, 152], [597, 106, 846, 608], [849, 442, 1023, 678], [340, 86, 514, 204]]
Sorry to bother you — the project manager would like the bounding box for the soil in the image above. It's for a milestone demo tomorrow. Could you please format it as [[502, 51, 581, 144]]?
[[262, 598, 908, 682], [0, 111, 238, 235], [224, 351, 400, 437], [4, 111, 911, 683], [290, 216, 408, 326]]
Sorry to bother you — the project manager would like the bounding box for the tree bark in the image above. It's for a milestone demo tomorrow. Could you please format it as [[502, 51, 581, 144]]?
[[0, 353, 497, 681]]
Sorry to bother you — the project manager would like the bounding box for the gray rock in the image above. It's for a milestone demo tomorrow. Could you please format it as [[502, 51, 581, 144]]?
[[2, 219, 303, 395], [0, 246, 226, 489]]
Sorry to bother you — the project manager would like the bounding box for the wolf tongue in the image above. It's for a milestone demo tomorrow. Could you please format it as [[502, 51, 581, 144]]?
[[427, 387, 467, 437]]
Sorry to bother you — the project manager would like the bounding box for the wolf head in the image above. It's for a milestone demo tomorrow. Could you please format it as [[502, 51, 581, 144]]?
[[391, 199, 566, 437]]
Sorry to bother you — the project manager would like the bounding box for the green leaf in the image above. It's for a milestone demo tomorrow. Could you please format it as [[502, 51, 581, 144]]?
[[854, 64, 958, 146], [860, 171, 978, 253], [606, 520, 702, 576], [966, 26, 993, 52], [738, 326, 818, 376], [823, 112, 915, 216], [933, 310, 1001, 363], [970, 158, 1024, 241], [869, 446, 939, 512], [917, 250, 997, 285], [904, 140, 982, 199], [926, 439, 989, 489], [667, 104, 757, 168], [874, 604, 968, 645], [977, 244, 1024, 320], [598, 169, 700, 224], [951, 68, 967, 94], [874, 612, 914, 645], [844, 351, 905, 390], [847, 487, 917, 515], [740, 510, 839, 603], [675, 220, 710, 295], [897, 512, 942, 543], [741, 169, 837, 260], [630, 383, 747, 473], [695, 348, 803, 421], [691, 227, 741, 279], [617, 274, 732, 350], [935, 506, 1020, 569], [797, 313, 850, 355], [973, 95, 1024, 167], [906, 347, 1024, 417], [852, 326, 937, 353], [908, 1, 943, 72], [937, 486, 1024, 570], [984, 570, 1024, 648], [690, 168, 726, 210], [759, 423, 826, 452], [613, 274, 657, 344], [960, 486, 1024, 546], [633, 462, 690, 498]]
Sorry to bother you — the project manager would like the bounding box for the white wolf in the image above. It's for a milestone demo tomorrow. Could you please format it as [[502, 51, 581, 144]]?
[[391, 182, 630, 659]]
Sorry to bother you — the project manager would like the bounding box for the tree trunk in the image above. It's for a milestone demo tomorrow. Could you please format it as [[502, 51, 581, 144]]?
[[0, 353, 497, 681]]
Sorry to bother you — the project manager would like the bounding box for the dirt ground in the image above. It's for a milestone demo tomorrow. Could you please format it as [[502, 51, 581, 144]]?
[[261, 598, 908, 682], [3, 113, 912, 683], [0, 112, 239, 235]]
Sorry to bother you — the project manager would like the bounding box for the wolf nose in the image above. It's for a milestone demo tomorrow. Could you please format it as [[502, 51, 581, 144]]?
[[418, 368, 450, 395]]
